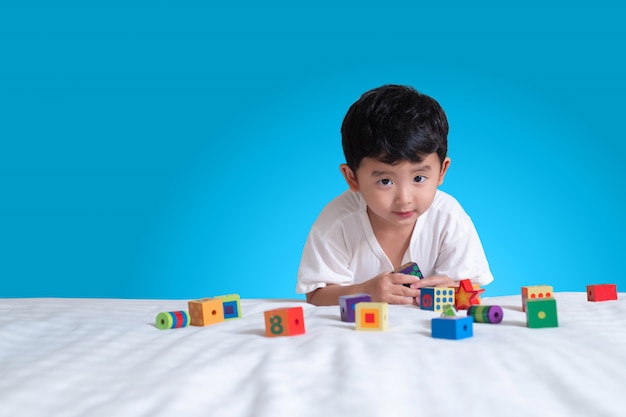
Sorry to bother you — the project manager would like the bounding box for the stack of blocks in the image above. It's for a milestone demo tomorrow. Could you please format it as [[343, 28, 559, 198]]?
[[264, 307, 305, 337], [587, 284, 618, 302], [521, 285, 558, 328], [420, 287, 455, 313]]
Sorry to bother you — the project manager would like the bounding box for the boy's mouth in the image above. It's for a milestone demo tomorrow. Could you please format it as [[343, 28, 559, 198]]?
[[393, 211, 415, 219]]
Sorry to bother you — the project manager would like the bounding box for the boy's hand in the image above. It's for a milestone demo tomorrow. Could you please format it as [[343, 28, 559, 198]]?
[[360, 271, 420, 305], [408, 275, 456, 307], [410, 275, 456, 289]]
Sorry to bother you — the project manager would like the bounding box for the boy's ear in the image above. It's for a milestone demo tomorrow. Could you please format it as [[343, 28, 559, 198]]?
[[438, 157, 451, 186], [340, 164, 360, 192]]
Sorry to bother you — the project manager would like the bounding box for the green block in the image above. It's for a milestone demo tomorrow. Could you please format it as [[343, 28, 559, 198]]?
[[526, 298, 558, 328]]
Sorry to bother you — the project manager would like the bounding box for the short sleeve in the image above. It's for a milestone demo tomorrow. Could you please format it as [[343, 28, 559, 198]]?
[[434, 208, 494, 286], [296, 223, 355, 294]]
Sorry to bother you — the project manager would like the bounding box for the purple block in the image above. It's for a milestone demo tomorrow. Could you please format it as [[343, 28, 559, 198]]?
[[339, 294, 372, 322], [396, 262, 424, 279]]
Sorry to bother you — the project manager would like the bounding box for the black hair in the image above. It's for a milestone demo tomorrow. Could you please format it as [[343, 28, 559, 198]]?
[[341, 84, 448, 173]]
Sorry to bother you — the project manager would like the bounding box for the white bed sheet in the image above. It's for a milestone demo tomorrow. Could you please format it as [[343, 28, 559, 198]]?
[[1, 293, 625, 417]]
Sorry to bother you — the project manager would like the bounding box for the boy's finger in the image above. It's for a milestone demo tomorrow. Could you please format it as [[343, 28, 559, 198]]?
[[394, 295, 416, 305], [399, 286, 419, 299], [393, 273, 419, 287]]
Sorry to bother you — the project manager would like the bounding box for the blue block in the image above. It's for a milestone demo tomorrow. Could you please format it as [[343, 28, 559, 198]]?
[[431, 316, 474, 340], [420, 287, 455, 312], [339, 294, 372, 322]]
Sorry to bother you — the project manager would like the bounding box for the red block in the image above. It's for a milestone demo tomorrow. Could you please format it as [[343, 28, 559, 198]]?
[[587, 284, 618, 302]]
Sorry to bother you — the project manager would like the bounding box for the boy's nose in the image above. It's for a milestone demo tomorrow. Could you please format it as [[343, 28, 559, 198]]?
[[395, 186, 412, 206]]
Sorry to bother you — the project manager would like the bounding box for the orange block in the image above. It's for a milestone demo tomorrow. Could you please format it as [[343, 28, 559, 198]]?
[[188, 298, 225, 326], [264, 307, 305, 337]]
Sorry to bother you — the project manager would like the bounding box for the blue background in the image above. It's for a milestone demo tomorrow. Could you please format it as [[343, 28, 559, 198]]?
[[1, 1, 624, 300]]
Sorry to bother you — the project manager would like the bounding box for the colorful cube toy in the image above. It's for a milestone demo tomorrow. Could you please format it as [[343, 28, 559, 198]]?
[[587, 284, 618, 302], [355, 302, 388, 331], [264, 307, 305, 337], [188, 298, 225, 326], [339, 293, 372, 322]]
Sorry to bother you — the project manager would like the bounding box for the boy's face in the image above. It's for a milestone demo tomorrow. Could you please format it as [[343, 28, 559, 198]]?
[[340, 153, 450, 230]]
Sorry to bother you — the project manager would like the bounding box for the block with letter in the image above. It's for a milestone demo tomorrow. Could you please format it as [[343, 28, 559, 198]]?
[[339, 293, 372, 322], [521, 284, 553, 312], [431, 316, 474, 340], [355, 302, 388, 331], [455, 279, 484, 310], [587, 284, 618, 302], [526, 298, 558, 328], [188, 298, 225, 326], [264, 307, 305, 337], [215, 293, 242, 319], [420, 287, 455, 313]]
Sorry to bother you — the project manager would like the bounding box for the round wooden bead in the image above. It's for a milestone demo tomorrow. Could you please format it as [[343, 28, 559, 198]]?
[[467, 305, 503, 324], [156, 310, 190, 330]]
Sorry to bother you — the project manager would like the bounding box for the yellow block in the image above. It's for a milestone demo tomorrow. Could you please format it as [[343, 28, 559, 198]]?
[[521, 285, 554, 312], [355, 302, 388, 331]]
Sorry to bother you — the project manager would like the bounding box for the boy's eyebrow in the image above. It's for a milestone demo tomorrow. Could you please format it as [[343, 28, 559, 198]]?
[[370, 166, 433, 177], [414, 165, 432, 173], [371, 170, 392, 177]]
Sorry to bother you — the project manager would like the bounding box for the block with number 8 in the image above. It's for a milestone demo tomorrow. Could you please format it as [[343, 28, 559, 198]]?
[[264, 307, 306, 337]]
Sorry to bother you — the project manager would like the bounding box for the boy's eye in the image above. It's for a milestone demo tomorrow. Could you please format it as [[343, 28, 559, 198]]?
[[379, 179, 393, 186], [414, 176, 426, 183]]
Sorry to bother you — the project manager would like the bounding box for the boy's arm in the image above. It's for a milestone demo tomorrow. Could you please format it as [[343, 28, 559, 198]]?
[[306, 272, 421, 306]]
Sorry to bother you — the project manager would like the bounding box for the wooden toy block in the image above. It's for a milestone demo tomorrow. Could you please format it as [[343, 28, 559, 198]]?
[[526, 298, 558, 328], [521, 285, 553, 312], [355, 302, 388, 331], [339, 293, 372, 322], [395, 261, 424, 278], [395, 262, 424, 288], [467, 305, 503, 324], [454, 279, 484, 310], [431, 316, 473, 340], [420, 287, 455, 313], [264, 307, 305, 337], [215, 293, 242, 319], [188, 298, 225, 326], [587, 284, 618, 302], [155, 310, 190, 330]]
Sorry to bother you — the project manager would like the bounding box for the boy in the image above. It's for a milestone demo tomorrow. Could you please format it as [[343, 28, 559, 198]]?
[[296, 84, 493, 306]]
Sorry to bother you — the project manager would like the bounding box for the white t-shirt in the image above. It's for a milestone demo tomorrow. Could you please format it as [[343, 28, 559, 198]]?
[[296, 189, 494, 294]]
